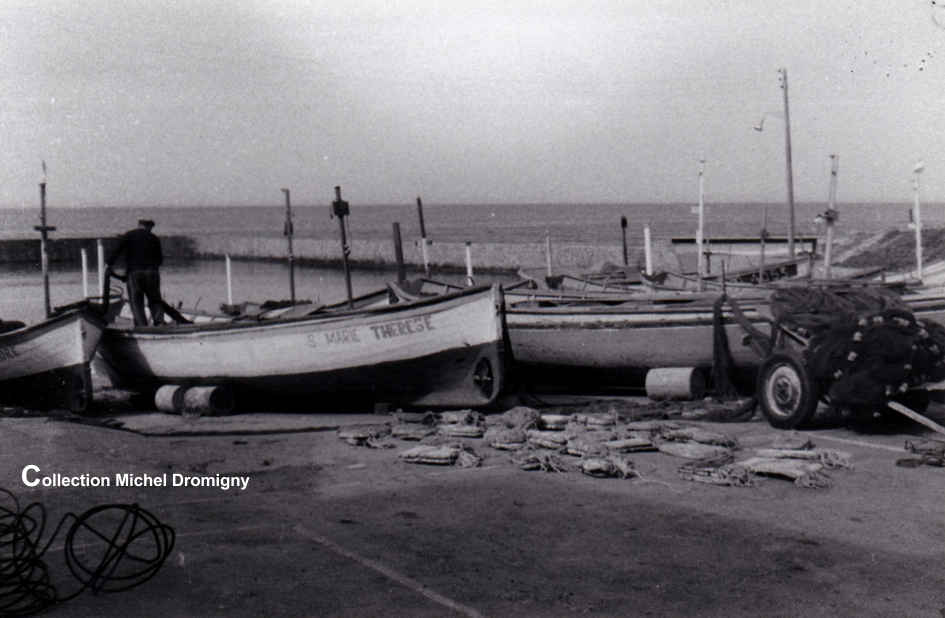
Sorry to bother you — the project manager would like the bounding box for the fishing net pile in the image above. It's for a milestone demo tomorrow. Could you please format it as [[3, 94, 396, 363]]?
[[769, 287, 945, 409]]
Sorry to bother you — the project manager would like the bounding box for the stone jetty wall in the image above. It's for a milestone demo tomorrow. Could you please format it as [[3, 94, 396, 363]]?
[[191, 235, 682, 274], [0, 234, 681, 273], [0, 236, 197, 264]]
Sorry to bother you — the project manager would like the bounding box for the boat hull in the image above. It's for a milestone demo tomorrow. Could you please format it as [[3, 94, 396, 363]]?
[[508, 290, 945, 389], [0, 308, 104, 411], [506, 305, 764, 371], [99, 285, 506, 408]]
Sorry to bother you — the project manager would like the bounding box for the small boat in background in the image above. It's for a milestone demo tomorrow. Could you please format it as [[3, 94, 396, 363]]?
[[0, 304, 106, 412], [518, 254, 812, 296], [517, 265, 644, 294], [98, 284, 507, 409]]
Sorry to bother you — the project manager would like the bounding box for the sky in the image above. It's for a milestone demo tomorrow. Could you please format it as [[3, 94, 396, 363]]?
[[2, 0, 945, 208]]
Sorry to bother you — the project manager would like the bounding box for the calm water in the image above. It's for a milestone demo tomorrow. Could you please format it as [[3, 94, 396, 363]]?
[[0, 200, 930, 322], [0, 201, 932, 245], [0, 259, 513, 323]]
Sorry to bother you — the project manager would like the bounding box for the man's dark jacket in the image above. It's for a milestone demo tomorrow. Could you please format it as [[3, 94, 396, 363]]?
[[107, 228, 163, 271]]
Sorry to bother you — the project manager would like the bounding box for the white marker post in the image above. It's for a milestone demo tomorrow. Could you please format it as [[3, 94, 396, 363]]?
[[913, 160, 925, 281], [545, 232, 553, 277], [97, 239, 105, 298], [225, 254, 233, 305], [643, 224, 653, 276], [81, 248, 89, 298], [465, 241, 474, 286]]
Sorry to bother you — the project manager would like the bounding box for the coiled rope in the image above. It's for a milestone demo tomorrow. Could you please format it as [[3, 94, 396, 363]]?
[[0, 488, 175, 616]]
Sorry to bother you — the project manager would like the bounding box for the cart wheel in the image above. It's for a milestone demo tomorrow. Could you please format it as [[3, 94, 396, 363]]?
[[757, 352, 820, 429]]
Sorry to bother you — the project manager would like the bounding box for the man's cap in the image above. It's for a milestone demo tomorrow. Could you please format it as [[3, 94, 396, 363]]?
[[138, 219, 156, 227]]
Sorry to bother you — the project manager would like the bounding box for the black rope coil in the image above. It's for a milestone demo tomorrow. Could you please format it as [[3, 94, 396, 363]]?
[[0, 488, 175, 616]]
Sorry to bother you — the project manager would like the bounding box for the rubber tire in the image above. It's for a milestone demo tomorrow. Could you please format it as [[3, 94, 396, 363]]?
[[756, 352, 820, 429]]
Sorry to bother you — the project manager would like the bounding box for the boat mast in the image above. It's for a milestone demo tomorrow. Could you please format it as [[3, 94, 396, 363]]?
[[696, 159, 705, 291], [282, 188, 296, 304], [332, 186, 354, 308], [35, 162, 56, 317], [416, 196, 429, 275]]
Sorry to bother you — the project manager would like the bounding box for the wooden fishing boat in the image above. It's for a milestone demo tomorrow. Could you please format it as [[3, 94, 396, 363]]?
[[0, 305, 105, 412], [518, 254, 813, 297], [517, 266, 645, 294], [129, 287, 397, 325], [388, 278, 769, 389], [501, 295, 768, 388], [98, 284, 506, 409]]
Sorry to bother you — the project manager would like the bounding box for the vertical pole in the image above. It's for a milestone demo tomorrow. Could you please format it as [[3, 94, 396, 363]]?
[[334, 186, 354, 308], [465, 241, 474, 286], [97, 239, 105, 298], [620, 216, 629, 266], [81, 248, 89, 298], [34, 182, 55, 317], [416, 196, 429, 275], [779, 68, 796, 258], [392, 222, 406, 283], [643, 224, 653, 276], [545, 232, 553, 277], [281, 188, 296, 304], [759, 207, 768, 283], [913, 164, 924, 281], [824, 154, 839, 280], [225, 254, 233, 305], [697, 158, 706, 291]]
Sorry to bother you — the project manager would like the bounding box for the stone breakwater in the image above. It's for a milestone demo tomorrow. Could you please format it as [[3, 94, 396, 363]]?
[[192, 234, 682, 273], [0, 233, 682, 273], [0, 236, 196, 264]]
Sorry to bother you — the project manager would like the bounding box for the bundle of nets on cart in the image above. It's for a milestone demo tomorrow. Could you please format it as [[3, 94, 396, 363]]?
[[769, 286, 945, 409]]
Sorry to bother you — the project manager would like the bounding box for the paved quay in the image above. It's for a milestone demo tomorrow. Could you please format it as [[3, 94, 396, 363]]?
[[0, 399, 941, 617]]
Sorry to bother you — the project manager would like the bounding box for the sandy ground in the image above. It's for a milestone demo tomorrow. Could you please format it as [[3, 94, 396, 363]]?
[[0, 399, 942, 618]]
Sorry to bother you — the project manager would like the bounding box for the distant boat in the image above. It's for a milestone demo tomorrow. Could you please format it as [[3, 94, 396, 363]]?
[[98, 285, 507, 409], [518, 255, 813, 295], [0, 305, 105, 412]]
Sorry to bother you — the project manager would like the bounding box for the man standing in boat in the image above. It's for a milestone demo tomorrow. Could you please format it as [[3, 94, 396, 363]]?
[[106, 219, 166, 326]]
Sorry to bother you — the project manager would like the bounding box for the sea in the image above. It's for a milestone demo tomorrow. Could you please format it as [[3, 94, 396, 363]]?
[[0, 201, 934, 322]]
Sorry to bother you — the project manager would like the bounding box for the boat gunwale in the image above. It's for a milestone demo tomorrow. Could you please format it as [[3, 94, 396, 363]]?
[[105, 284, 500, 340], [1, 306, 103, 344]]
